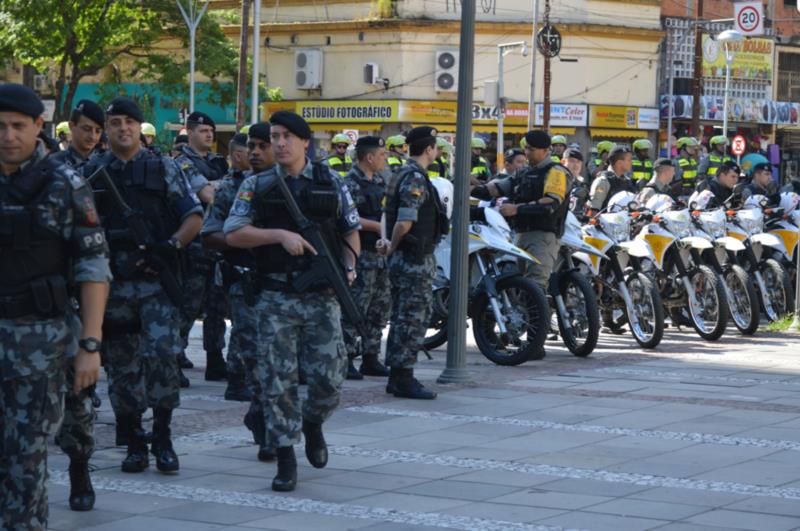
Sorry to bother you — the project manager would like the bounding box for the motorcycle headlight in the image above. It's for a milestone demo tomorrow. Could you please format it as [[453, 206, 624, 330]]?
[[612, 221, 631, 243], [669, 219, 692, 238], [706, 220, 725, 239]]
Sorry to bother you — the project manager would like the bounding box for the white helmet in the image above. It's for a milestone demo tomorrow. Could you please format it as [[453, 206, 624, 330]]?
[[646, 193, 675, 213], [429, 176, 454, 219], [688, 189, 715, 211], [607, 191, 637, 212], [779, 191, 800, 214]]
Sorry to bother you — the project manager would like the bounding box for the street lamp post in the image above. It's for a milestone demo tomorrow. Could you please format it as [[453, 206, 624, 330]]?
[[717, 29, 744, 137], [496, 42, 528, 172], [176, 0, 211, 114]]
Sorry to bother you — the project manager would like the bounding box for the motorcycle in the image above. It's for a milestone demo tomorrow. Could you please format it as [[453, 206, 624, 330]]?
[[425, 206, 549, 366], [572, 192, 665, 349], [764, 191, 800, 290], [636, 193, 729, 341], [551, 212, 602, 357], [687, 190, 760, 335], [726, 197, 794, 322]]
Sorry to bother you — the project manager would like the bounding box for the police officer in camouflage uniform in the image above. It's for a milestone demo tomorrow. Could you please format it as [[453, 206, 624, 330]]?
[[383, 126, 449, 399], [175, 112, 230, 382], [47, 98, 107, 512], [636, 158, 678, 206], [84, 97, 203, 475], [588, 146, 637, 214], [225, 111, 360, 492], [342, 136, 392, 381], [202, 125, 276, 463], [0, 84, 111, 529]]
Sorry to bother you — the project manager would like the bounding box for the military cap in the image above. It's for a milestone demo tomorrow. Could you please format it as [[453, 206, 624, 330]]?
[[248, 122, 271, 143], [356, 136, 385, 148], [174, 134, 189, 145], [405, 126, 437, 147], [562, 148, 583, 162], [524, 130, 551, 149], [269, 111, 312, 140], [73, 99, 105, 128], [653, 158, 675, 171], [504, 148, 524, 160], [230, 133, 248, 148], [106, 97, 144, 123], [0, 83, 44, 118], [187, 111, 215, 129], [718, 160, 740, 175], [752, 162, 771, 174]]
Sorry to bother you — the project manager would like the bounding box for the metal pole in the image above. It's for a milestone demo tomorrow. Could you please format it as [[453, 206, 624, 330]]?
[[438, 0, 475, 385], [542, 0, 551, 132], [723, 46, 732, 138], [189, 26, 196, 113], [177, 0, 210, 115], [791, 234, 800, 331], [526, 0, 539, 130], [690, 0, 704, 136], [235, 0, 251, 130], [251, 0, 262, 123], [666, 40, 674, 156], [497, 47, 505, 171]]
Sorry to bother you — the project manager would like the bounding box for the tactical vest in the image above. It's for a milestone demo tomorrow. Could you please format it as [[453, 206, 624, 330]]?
[[705, 154, 731, 177], [252, 164, 342, 282], [183, 147, 227, 181], [352, 174, 385, 250], [0, 158, 70, 319], [385, 165, 449, 259], [631, 158, 653, 182], [327, 155, 352, 176], [511, 161, 570, 237], [598, 171, 636, 211], [678, 157, 699, 190], [87, 153, 177, 277]]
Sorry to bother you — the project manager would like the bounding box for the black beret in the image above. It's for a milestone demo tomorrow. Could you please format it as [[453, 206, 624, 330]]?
[[248, 122, 271, 143], [174, 134, 189, 145], [187, 111, 215, 129], [524, 130, 550, 149], [356, 136, 385, 148], [562, 148, 583, 162], [106, 97, 144, 123], [73, 99, 105, 127], [406, 126, 437, 147], [653, 158, 675, 170], [752, 162, 771, 173], [718, 160, 740, 175], [269, 111, 312, 140], [609, 146, 632, 159], [0, 83, 44, 118], [230, 133, 248, 148]]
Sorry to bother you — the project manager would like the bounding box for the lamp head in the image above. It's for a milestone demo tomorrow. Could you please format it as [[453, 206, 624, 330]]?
[[716, 29, 744, 44]]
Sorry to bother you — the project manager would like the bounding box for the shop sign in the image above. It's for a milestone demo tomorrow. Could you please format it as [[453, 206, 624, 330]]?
[[701, 35, 773, 80], [397, 100, 457, 124], [660, 95, 800, 126], [589, 105, 658, 130], [296, 100, 398, 122], [636, 108, 660, 130], [534, 103, 588, 127]]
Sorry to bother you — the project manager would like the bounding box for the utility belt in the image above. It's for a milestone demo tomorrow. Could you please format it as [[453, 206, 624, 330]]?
[[398, 234, 436, 264], [256, 272, 335, 296], [0, 275, 69, 320]]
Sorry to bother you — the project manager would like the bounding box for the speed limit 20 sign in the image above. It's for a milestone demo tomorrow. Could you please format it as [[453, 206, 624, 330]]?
[[732, 135, 746, 156], [735, 1, 764, 36]]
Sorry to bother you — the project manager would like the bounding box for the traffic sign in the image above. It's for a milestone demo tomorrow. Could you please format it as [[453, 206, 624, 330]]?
[[735, 1, 764, 36], [536, 24, 562, 58], [343, 129, 359, 144], [732, 135, 746, 156]]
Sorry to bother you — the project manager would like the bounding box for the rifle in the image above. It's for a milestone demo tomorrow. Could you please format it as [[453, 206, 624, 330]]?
[[272, 174, 367, 337], [87, 167, 184, 309]]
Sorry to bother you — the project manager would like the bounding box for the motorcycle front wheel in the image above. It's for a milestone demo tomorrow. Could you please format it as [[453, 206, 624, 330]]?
[[625, 272, 665, 349], [759, 258, 794, 322], [472, 275, 549, 366], [725, 264, 759, 335], [687, 264, 728, 341], [556, 270, 600, 357]]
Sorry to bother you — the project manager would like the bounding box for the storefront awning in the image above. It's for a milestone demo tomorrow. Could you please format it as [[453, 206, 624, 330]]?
[[590, 128, 650, 139]]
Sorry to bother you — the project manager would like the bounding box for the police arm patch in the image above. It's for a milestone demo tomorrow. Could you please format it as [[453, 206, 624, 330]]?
[[543, 168, 567, 201]]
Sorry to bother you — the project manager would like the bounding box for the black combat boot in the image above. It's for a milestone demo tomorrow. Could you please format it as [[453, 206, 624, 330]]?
[[257, 445, 276, 462], [177, 351, 194, 369], [150, 408, 180, 473], [116, 413, 151, 446], [271, 446, 297, 492], [178, 366, 190, 388], [244, 409, 265, 446], [204, 350, 227, 381], [359, 354, 389, 377], [392, 368, 437, 400], [346, 356, 363, 380], [68, 457, 95, 511], [224, 372, 252, 402], [119, 414, 150, 473], [302, 419, 328, 469], [386, 367, 401, 394]]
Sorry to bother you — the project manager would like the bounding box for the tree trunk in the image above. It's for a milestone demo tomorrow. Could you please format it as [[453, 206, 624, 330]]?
[[236, 0, 251, 131]]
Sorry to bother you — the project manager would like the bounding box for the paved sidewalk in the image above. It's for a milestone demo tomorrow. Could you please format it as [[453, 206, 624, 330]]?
[[47, 324, 800, 531]]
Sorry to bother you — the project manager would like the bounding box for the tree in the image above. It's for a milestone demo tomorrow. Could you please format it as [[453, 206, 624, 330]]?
[[0, 0, 238, 122]]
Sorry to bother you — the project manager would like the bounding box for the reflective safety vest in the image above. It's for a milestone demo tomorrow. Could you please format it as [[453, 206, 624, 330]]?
[[705, 154, 732, 176], [326, 154, 352, 176], [387, 155, 405, 173], [631, 158, 653, 182], [678, 157, 699, 190], [551, 154, 562, 163], [471, 156, 491, 181]]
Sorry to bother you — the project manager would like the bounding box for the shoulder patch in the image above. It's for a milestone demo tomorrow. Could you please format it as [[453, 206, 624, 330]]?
[[237, 190, 253, 202], [63, 167, 86, 190]]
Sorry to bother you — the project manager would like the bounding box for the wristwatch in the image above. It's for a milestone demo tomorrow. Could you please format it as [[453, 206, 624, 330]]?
[[168, 237, 183, 250], [78, 337, 102, 353]]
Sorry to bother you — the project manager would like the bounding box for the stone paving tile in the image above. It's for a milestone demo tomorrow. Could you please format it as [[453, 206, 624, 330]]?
[[651, 523, 750, 531], [723, 496, 800, 518], [444, 420, 538, 438], [148, 502, 281, 525], [628, 486, 750, 508], [335, 417, 463, 438], [689, 458, 800, 486], [47, 505, 134, 530], [82, 490, 190, 514], [274, 481, 382, 503], [474, 427, 617, 454], [443, 445, 543, 461], [487, 488, 613, 510], [438, 501, 566, 522], [166, 472, 277, 493], [80, 515, 226, 530], [536, 510, 670, 531], [732, 426, 800, 442], [347, 492, 470, 513], [447, 468, 559, 487], [395, 479, 521, 501], [310, 470, 432, 491], [536, 477, 652, 497], [359, 461, 466, 480], [685, 509, 800, 530], [237, 512, 379, 530], [585, 498, 709, 520], [526, 450, 632, 470]]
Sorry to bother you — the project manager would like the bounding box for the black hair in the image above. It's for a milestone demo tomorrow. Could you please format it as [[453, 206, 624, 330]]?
[[409, 138, 436, 157], [355, 144, 381, 161]]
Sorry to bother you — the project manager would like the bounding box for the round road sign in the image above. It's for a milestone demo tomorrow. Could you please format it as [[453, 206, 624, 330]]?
[[737, 6, 760, 34], [732, 135, 746, 156]]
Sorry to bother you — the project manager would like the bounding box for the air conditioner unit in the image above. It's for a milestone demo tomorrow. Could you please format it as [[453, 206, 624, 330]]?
[[295, 49, 323, 90], [364, 62, 379, 85], [33, 74, 48, 92], [435, 50, 459, 92]]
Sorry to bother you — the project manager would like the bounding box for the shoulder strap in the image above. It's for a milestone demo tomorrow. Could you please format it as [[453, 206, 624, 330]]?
[[6, 158, 55, 203]]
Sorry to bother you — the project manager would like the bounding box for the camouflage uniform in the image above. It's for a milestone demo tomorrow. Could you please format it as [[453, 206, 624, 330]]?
[[384, 159, 446, 369], [84, 149, 201, 417], [223, 160, 360, 448], [1, 145, 111, 529], [341, 165, 391, 361], [174, 145, 229, 370]]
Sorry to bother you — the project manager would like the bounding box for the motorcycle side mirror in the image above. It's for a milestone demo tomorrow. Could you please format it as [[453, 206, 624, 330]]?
[[627, 201, 640, 212], [759, 197, 770, 209], [689, 201, 698, 211]]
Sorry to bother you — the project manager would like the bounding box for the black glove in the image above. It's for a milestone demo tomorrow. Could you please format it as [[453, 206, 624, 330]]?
[[471, 184, 492, 200]]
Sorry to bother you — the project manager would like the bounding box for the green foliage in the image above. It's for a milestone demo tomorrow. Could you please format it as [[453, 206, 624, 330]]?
[[370, 0, 394, 18], [765, 314, 797, 332]]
